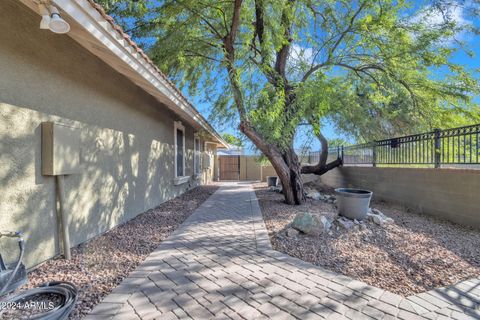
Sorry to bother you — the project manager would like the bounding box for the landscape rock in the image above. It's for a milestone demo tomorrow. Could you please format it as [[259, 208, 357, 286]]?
[[337, 217, 355, 230], [324, 195, 336, 203], [384, 217, 395, 224], [304, 188, 322, 200], [286, 227, 299, 238], [291, 212, 331, 235], [372, 214, 384, 226], [368, 207, 395, 226], [320, 216, 332, 231], [270, 185, 283, 193]]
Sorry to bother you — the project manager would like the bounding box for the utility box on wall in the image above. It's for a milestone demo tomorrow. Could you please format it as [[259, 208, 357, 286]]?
[[41, 122, 81, 176]]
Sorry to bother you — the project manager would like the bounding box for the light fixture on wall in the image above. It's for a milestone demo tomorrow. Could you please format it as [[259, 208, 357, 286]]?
[[38, 3, 70, 34], [48, 5, 70, 34]]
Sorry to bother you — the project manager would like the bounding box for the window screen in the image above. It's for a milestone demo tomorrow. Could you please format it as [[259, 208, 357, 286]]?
[[194, 138, 201, 174], [176, 128, 184, 177]]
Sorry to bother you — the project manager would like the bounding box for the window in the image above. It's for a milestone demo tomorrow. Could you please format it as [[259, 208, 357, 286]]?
[[194, 137, 201, 175], [174, 121, 185, 179]]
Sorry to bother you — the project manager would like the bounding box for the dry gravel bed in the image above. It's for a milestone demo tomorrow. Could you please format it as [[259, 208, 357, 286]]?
[[254, 182, 480, 296], [11, 185, 218, 319]]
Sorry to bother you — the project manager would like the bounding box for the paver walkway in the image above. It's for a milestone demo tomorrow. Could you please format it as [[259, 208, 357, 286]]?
[[89, 182, 480, 320]]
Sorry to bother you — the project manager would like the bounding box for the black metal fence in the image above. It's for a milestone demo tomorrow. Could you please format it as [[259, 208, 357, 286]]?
[[308, 123, 480, 168]]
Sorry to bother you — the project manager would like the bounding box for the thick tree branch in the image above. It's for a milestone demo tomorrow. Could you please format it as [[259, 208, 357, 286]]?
[[301, 158, 343, 174], [274, 0, 295, 81], [254, 0, 265, 45], [220, 0, 246, 120], [300, 130, 342, 174]]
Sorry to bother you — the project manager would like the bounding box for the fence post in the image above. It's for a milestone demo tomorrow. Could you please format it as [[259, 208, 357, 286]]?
[[341, 146, 344, 163], [372, 143, 377, 167], [434, 128, 441, 168]]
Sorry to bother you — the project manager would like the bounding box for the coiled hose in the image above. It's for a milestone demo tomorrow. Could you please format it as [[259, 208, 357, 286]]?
[[0, 232, 78, 319], [0, 281, 78, 320]]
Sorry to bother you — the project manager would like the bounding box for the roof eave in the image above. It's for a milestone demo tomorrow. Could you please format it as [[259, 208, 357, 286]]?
[[22, 0, 228, 148]]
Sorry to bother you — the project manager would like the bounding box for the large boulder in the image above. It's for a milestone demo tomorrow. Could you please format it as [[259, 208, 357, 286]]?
[[291, 212, 331, 236]]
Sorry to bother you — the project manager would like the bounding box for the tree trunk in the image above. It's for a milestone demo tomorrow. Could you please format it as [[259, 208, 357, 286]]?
[[282, 147, 305, 204], [239, 121, 342, 205], [239, 122, 299, 204]]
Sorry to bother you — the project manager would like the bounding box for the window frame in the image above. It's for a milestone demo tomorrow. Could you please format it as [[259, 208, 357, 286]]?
[[174, 121, 186, 179], [194, 136, 201, 175]]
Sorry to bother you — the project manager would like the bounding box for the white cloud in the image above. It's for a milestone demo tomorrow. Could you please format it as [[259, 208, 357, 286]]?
[[289, 44, 315, 65], [410, 1, 471, 42], [286, 44, 316, 81]]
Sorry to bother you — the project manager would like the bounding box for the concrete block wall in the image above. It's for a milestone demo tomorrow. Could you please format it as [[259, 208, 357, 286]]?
[[312, 167, 480, 228]]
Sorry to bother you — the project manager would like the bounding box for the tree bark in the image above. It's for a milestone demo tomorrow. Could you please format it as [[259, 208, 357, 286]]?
[[283, 147, 305, 204]]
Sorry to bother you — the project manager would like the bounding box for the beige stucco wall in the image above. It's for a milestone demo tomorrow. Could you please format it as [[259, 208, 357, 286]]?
[[240, 156, 262, 181], [311, 167, 480, 228], [0, 0, 214, 267], [261, 165, 277, 182], [238, 156, 278, 182]]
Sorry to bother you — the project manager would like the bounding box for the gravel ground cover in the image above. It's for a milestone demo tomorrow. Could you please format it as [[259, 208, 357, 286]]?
[[254, 182, 480, 296], [5, 185, 218, 319]]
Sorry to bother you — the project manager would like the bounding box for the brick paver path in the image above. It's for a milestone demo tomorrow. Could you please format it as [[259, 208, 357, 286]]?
[[89, 182, 480, 319]]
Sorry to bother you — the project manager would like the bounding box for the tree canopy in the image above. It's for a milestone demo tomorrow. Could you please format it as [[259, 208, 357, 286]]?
[[99, 0, 479, 140], [222, 133, 244, 146], [97, 0, 479, 204]]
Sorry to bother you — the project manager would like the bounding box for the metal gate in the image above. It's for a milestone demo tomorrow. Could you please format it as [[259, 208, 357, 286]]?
[[219, 155, 240, 180]]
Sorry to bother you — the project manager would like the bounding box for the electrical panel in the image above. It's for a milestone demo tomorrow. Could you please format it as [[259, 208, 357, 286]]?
[[41, 122, 81, 176]]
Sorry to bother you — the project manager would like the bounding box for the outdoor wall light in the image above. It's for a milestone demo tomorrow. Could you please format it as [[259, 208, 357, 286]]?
[[48, 5, 70, 34], [38, 3, 70, 34]]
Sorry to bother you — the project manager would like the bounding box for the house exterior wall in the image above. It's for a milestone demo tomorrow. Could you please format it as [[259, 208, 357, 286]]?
[[310, 167, 480, 228], [0, 0, 214, 267]]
